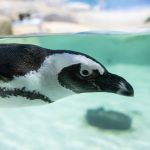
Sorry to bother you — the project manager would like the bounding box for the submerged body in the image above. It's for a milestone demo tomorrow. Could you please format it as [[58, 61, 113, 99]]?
[[0, 44, 134, 107]]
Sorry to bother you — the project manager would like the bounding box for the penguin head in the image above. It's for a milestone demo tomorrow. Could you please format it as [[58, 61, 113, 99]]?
[[48, 51, 134, 97]]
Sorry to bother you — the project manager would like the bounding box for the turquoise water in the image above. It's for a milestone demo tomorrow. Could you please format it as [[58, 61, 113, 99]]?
[[1, 32, 150, 65], [0, 32, 150, 149]]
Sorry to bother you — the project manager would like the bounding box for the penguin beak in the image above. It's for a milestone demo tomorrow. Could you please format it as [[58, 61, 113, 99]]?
[[97, 73, 134, 96]]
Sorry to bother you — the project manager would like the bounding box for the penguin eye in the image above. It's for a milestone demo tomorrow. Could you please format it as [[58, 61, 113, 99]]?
[[80, 69, 91, 77]]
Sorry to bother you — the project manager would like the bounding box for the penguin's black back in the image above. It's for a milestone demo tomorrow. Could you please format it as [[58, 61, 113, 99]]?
[[0, 43, 50, 79]]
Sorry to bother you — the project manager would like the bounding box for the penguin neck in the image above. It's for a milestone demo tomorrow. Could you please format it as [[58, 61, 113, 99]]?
[[37, 54, 76, 101]]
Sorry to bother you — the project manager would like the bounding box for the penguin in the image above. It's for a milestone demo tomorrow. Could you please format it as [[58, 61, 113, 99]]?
[[0, 43, 134, 107]]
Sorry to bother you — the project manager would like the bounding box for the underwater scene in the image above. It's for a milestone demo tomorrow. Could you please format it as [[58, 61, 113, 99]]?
[[0, 31, 150, 150]]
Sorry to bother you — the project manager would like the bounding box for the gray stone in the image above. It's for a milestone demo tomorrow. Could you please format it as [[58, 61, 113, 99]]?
[[86, 107, 132, 130]]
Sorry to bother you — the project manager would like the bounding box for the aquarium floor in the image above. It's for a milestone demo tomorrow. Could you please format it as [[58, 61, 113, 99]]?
[[0, 64, 149, 150]]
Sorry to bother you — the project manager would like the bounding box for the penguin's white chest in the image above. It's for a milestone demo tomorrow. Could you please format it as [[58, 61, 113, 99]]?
[[0, 69, 74, 107]]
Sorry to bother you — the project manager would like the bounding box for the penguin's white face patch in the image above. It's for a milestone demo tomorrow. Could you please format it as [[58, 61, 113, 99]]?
[[44, 53, 105, 75]]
